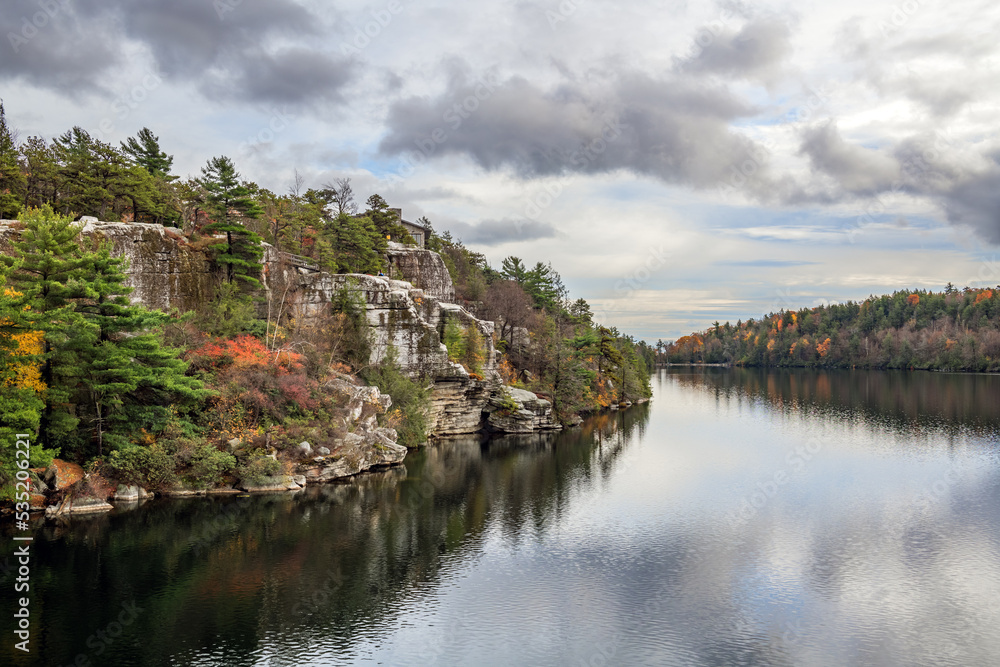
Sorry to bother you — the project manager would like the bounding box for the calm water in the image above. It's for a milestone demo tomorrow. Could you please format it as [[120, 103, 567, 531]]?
[[6, 368, 1000, 666]]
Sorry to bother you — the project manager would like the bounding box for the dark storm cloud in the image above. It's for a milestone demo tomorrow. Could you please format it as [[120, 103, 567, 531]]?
[[2, 0, 354, 106], [379, 69, 762, 189], [201, 48, 354, 106], [788, 122, 1000, 244], [77, 0, 322, 77], [448, 218, 558, 246], [939, 167, 1000, 244], [680, 16, 792, 80], [1, 0, 118, 92]]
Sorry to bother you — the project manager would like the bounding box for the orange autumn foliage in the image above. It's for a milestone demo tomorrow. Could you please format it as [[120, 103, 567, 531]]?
[[817, 337, 832, 357], [907, 294, 920, 306], [974, 289, 994, 305]]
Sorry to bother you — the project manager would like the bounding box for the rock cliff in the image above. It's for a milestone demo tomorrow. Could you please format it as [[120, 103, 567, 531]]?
[[0, 219, 554, 440]]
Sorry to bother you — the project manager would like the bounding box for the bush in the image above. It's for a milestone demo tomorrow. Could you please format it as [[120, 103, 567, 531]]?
[[104, 444, 177, 491], [188, 445, 236, 488], [236, 453, 282, 486], [361, 348, 429, 448]]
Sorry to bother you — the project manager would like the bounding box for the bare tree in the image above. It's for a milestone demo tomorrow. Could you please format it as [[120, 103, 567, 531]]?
[[480, 280, 536, 353], [321, 176, 357, 216]]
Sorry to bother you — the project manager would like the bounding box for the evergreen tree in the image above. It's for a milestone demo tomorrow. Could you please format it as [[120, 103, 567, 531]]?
[[69, 243, 206, 454], [0, 101, 26, 219], [20, 136, 59, 209], [364, 193, 413, 243], [198, 156, 264, 286], [2, 206, 91, 449], [327, 213, 385, 274], [121, 128, 175, 180], [5, 207, 206, 456]]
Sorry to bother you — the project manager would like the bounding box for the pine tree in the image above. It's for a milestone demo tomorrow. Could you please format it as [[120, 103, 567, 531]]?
[[20, 136, 58, 209], [198, 156, 264, 286], [121, 128, 175, 180], [0, 101, 26, 219], [327, 213, 385, 274], [5, 207, 206, 456], [2, 206, 90, 449], [69, 242, 206, 454], [52, 127, 132, 219]]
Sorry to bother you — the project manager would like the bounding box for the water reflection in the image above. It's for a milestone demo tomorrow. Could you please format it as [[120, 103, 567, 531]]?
[[0, 407, 650, 667], [674, 366, 1000, 438], [5, 370, 1000, 666]]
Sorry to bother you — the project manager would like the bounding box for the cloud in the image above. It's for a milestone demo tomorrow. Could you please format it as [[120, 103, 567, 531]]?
[[718, 259, 820, 267], [0, 0, 119, 93], [447, 218, 558, 245], [940, 167, 1000, 244], [679, 16, 793, 82], [798, 122, 900, 195], [201, 48, 355, 106], [1, 0, 355, 107], [379, 67, 763, 189]]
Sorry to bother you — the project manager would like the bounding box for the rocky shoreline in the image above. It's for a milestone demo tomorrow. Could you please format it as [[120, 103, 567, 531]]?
[[1, 219, 634, 519]]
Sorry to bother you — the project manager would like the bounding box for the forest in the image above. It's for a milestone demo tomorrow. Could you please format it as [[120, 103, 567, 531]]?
[[663, 286, 1000, 371], [0, 105, 652, 502]]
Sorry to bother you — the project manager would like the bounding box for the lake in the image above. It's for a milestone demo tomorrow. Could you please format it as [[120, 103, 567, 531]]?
[[5, 368, 1000, 666]]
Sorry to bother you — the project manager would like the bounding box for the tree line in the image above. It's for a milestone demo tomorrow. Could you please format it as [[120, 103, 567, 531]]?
[[663, 285, 1000, 371]]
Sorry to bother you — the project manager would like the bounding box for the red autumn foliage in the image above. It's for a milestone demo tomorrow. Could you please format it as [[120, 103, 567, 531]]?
[[189, 335, 303, 374]]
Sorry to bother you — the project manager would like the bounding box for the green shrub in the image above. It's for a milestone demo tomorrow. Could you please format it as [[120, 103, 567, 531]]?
[[104, 444, 177, 491], [236, 453, 282, 486], [188, 445, 236, 488], [361, 348, 429, 448], [443, 320, 465, 362]]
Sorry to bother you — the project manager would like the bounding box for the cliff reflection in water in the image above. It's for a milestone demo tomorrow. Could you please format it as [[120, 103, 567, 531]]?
[[0, 405, 649, 667]]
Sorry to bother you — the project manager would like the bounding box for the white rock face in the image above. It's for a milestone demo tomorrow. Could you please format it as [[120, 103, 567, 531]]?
[[386, 243, 456, 302]]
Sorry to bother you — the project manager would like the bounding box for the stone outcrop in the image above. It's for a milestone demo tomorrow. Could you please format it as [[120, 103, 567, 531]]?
[[44, 460, 84, 491], [239, 475, 306, 493], [45, 495, 113, 516], [486, 387, 562, 433], [386, 242, 456, 302]]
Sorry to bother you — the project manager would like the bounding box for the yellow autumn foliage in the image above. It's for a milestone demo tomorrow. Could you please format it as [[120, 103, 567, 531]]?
[[1, 288, 46, 392]]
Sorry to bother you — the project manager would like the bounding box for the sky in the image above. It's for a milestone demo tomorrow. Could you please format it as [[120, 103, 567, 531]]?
[[3, 0, 1000, 342]]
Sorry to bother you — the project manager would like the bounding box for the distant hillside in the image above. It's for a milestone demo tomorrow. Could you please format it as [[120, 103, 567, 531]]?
[[665, 286, 1000, 371]]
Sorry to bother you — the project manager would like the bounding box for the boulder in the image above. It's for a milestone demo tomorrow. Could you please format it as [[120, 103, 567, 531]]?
[[43, 459, 84, 491], [317, 446, 331, 456], [113, 485, 142, 501], [239, 475, 303, 493], [296, 441, 313, 458], [162, 481, 207, 497], [45, 496, 113, 517], [298, 428, 407, 483], [485, 386, 562, 433]]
